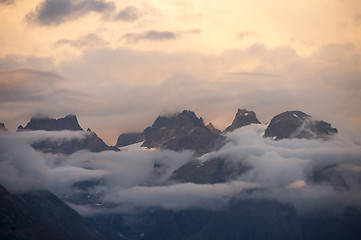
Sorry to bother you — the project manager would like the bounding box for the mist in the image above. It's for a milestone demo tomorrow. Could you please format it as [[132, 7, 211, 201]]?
[[0, 125, 361, 216]]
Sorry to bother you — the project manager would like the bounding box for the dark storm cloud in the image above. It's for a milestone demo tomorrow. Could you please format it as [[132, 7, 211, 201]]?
[[0, 0, 14, 5], [122, 29, 201, 43], [56, 33, 108, 48], [115, 6, 142, 22], [26, 0, 115, 26]]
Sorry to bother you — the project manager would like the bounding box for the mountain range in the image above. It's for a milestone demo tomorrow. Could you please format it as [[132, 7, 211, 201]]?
[[6, 108, 338, 155], [1, 108, 359, 240]]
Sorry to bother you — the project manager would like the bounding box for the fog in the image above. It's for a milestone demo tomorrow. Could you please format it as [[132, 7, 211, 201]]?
[[0, 125, 361, 216]]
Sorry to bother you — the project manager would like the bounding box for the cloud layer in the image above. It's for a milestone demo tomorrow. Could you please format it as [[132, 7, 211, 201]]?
[[1, 125, 360, 216]]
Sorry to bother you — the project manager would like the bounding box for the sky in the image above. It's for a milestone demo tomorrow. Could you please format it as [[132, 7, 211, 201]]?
[[1, 0, 361, 145]]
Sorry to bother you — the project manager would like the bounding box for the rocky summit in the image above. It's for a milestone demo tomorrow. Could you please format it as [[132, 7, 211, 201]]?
[[224, 109, 261, 132], [115, 132, 145, 147], [142, 110, 225, 154], [18, 114, 83, 131], [19, 115, 117, 154], [264, 111, 338, 140]]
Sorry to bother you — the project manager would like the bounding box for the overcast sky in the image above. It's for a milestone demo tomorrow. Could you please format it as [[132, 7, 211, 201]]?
[[1, 0, 361, 145]]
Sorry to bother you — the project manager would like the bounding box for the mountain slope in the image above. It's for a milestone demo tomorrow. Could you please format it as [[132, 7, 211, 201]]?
[[0, 185, 105, 240]]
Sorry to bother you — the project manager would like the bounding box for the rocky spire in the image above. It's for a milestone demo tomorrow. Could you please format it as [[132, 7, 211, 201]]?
[[224, 109, 260, 132]]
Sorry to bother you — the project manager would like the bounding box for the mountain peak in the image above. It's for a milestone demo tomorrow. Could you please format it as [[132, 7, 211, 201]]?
[[224, 109, 261, 132], [142, 110, 224, 154], [206, 122, 221, 134], [21, 115, 83, 131], [264, 110, 337, 140]]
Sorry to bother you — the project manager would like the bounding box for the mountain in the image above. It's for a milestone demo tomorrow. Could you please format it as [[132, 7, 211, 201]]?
[[142, 110, 225, 154], [115, 132, 145, 147], [18, 115, 83, 131], [18, 115, 118, 154], [88, 198, 304, 240], [206, 122, 221, 134], [0, 184, 105, 240], [264, 111, 338, 140], [224, 109, 261, 132], [0, 122, 7, 132]]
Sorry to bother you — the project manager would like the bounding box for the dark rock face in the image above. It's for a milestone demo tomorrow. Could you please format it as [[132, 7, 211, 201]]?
[[0, 122, 7, 132], [301, 207, 361, 240], [115, 132, 145, 147], [264, 111, 338, 140], [20, 115, 83, 131], [206, 122, 221, 134], [224, 109, 260, 132], [142, 110, 224, 154], [0, 185, 105, 240], [89, 198, 303, 240], [170, 157, 249, 184]]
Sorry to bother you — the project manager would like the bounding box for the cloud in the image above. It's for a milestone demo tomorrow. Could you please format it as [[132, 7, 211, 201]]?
[[1, 124, 361, 217], [100, 181, 259, 212], [172, 0, 193, 8], [237, 31, 258, 40], [15, 130, 88, 144], [355, 14, 361, 24], [56, 33, 108, 48], [26, 0, 115, 26], [0, 42, 361, 144], [0, 68, 89, 132], [0, 55, 55, 71], [0, 0, 14, 5], [0, 68, 62, 102], [122, 29, 201, 43], [116, 6, 142, 22], [123, 30, 177, 43], [197, 125, 361, 214]]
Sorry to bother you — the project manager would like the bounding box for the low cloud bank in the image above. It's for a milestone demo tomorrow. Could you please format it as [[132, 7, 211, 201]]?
[[1, 126, 361, 216]]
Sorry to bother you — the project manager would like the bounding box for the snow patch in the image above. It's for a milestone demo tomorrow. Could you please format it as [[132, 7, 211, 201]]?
[[293, 114, 301, 120], [119, 141, 147, 152]]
